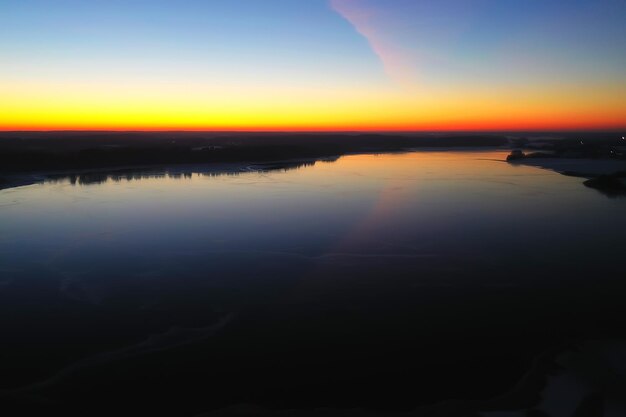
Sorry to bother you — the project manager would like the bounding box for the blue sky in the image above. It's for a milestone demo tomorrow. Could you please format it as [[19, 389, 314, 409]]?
[[1, 1, 383, 85], [1, 0, 625, 130]]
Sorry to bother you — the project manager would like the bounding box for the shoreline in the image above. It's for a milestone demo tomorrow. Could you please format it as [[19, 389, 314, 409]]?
[[508, 156, 626, 178], [0, 158, 329, 191], [0, 146, 510, 192], [507, 154, 626, 196], [0, 133, 510, 191]]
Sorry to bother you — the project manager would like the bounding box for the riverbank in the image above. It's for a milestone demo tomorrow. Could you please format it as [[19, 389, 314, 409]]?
[[0, 133, 511, 191], [0, 133, 508, 173], [0, 159, 322, 191], [507, 151, 626, 196]]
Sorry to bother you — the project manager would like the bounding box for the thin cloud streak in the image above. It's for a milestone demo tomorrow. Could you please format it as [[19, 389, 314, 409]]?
[[330, 0, 417, 87]]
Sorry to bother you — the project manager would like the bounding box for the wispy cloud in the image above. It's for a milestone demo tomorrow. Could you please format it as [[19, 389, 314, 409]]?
[[330, 0, 417, 87]]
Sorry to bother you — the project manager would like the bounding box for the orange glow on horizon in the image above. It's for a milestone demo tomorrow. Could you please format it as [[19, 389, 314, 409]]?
[[2, 79, 625, 132], [2, 119, 625, 133]]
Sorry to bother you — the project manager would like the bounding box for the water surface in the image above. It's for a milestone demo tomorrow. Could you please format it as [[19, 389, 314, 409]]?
[[1, 150, 625, 414]]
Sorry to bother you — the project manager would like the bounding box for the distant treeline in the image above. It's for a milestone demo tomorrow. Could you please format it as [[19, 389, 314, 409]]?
[[0, 133, 508, 173]]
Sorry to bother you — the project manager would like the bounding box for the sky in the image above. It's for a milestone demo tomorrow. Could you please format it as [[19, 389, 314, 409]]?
[[1, 0, 625, 131]]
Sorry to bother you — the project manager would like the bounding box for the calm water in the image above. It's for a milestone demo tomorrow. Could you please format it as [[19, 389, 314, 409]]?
[[1, 150, 625, 414]]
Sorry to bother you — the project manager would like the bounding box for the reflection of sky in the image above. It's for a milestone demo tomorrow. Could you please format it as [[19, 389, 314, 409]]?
[[1, 1, 625, 130], [2, 150, 626, 409], [2, 151, 625, 296]]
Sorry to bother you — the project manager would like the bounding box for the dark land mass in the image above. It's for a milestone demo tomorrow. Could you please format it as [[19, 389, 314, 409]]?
[[506, 134, 626, 196], [1, 130, 622, 191], [0, 131, 513, 190], [583, 172, 626, 196], [2, 131, 625, 188], [0, 131, 508, 172]]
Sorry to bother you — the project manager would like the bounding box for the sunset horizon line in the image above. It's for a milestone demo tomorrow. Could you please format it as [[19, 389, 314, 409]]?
[[2, 127, 625, 134]]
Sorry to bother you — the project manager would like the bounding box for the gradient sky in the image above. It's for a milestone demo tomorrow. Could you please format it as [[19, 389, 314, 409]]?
[[2, 0, 625, 131]]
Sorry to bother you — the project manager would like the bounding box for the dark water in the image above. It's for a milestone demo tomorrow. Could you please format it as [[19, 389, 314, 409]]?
[[1, 151, 625, 415]]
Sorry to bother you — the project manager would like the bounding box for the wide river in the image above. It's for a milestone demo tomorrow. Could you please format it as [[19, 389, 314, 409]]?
[[1, 150, 625, 415]]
